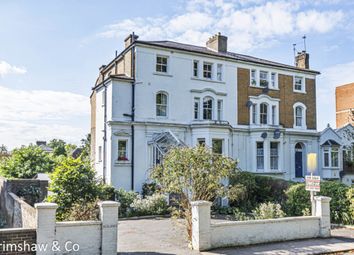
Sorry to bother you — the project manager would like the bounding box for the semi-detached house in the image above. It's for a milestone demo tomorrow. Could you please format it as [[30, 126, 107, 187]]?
[[90, 33, 322, 192]]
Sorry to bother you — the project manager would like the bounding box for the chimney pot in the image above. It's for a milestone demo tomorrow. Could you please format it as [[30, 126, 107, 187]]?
[[206, 33, 228, 53]]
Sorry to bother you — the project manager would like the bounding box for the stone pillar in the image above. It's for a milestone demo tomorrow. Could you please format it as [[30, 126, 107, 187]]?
[[35, 203, 58, 255], [99, 201, 120, 255], [191, 201, 212, 251], [314, 196, 331, 237]]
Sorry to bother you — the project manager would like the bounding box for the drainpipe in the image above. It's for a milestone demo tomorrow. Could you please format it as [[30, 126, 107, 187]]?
[[131, 34, 136, 191], [103, 81, 108, 184]]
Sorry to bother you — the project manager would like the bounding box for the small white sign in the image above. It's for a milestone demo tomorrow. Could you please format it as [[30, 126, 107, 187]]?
[[305, 175, 320, 192]]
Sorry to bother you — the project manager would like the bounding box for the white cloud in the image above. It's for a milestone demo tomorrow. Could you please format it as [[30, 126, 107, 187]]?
[[317, 61, 354, 129], [296, 10, 344, 33], [0, 60, 27, 77], [98, 0, 345, 52], [0, 85, 89, 149]]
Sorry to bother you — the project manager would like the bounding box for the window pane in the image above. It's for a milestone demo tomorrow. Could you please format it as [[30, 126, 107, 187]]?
[[324, 149, 329, 167], [260, 103, 268, 124], [156, 93, 167, 117], [203, 98, 213, 120], [193, 61, 198, 77], [252, 104, 257, 124], [331, 149, 338, 167], [217, 64, 222, 81], [272, 106, 276, 125], [251, 70, 257, 85], [212, 139, 223, 154], [194, 98, 200, 119], [203, 63, 212, 79], [295, 76, 302, 91], [156, 56, 168, 73], [118, 140, 128, 160], [257, 142, 264, 169], [260, 71, 268, 87], [270, 142, 279, 170], [217, 100, 223, 121]]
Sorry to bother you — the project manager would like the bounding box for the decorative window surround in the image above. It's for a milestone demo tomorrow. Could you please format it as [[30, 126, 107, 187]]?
[[293, 102, 307, 129], [249, 95, 280, 126]]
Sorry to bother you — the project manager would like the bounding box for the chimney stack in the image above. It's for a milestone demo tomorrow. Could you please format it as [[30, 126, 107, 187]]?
[[206, 32, 228, 53], [124, 33, 139, 48], [295, 51, 309, 69]]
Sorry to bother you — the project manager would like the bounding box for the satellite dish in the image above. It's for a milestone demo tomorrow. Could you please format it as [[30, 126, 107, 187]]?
[[273, 129, 280, 139], [261, 132, 267, 139], [246, 100, 253, 108]]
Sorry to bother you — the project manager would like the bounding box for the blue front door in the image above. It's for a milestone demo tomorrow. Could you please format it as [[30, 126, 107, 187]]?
[[295, 143, 303, 177]]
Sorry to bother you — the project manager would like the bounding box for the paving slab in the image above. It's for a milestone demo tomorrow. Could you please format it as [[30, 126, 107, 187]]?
[[118, 218, 354, 255]]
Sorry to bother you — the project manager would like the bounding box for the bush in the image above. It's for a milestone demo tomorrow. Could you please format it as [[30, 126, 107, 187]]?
[[285, 183, 310, 216], [253, 202, 285, 219], [115, 188, 138, 217], [16, 185, 42, 206], [141, 182, 160, 197], [47, 157, 101, 220], [347, 188, 354, 221], [320, 181, 353, 225], [98, 184, 116, 201], [66, 200, 99, 221], [229, 171, 291, 211], [130, 193, 169, 216]]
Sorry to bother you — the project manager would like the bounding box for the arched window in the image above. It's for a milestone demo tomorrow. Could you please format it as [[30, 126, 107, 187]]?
[[293, 102, 307, 129], [295, 106, 303, 127], [156, 92, 168, 117], [203, 97, 213, 120], [260, 103, 268, 124]]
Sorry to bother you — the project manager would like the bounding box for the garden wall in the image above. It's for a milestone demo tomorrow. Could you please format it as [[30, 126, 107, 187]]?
[[0, 177, 48, 228], [0, 228, 36, 255], [36, 201, 119, 255], [191, 196, 331, 251]]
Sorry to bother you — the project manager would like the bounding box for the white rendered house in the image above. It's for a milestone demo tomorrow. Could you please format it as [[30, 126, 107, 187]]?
[[90, 33, 322, 192]]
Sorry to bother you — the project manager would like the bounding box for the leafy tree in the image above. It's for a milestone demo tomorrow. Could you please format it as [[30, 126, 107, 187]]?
[[79, 134, 91, 161], [151, 146, 239, 240], [0, 145, 54, 178], [0, 144, 9, 162], [48, 139, 67, 157], [47, 157, 114, 220]]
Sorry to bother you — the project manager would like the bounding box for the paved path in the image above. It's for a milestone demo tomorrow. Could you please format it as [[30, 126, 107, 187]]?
[[118, 218, 354, 255]]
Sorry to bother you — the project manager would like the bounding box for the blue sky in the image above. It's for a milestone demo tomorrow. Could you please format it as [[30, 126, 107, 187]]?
[[1, 0, 354, 148]]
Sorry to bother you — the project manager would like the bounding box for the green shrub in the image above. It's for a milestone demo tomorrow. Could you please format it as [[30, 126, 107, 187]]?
[[253, 202, 285, 219], [347, 188, 354, 221], [233, 208, 252, 221], [320, 181, 353, 225], [130, 193, 169, 216], [98, 184, 116, 201], [229, 171, 291, 211], [16, 185, 42, 206], [115, 188, 138, 217], [66, 199, 99, 221], [285, 183, 310, 216]]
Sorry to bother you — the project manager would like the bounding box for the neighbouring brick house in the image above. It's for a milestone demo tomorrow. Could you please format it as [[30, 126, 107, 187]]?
[[91, 33, 323, 192], [336, 83, 354, 128]]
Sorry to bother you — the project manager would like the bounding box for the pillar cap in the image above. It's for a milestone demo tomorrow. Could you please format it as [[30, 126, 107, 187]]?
[[99, 201, 120, 207], [314, 196, 331, 202], [35, 202, 58, 209], [191, 200, 212, 206]]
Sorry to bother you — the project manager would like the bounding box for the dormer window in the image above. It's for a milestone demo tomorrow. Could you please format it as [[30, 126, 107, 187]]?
[[156, 55, 168, 73], [259, 71, 268, 87]]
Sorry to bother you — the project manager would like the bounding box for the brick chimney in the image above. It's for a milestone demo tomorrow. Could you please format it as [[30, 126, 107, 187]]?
[[295, 51, 309, 69], [124, 33, 139, 48], [206, 33, 228, 53]]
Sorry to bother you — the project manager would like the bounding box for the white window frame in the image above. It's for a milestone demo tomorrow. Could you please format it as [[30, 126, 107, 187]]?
[[117, 140, 129, 161], [203, 62, 213, 79], [322, 146, 339, 169], [271, 72, 277, 88], [217, 99, 223, 121], [293, 102, 307, 129], [260, 103, 268, 124], [252, 103, 257, 124], [270, 142, 279, 170], [294, 76, 305, 93], [259, 71, 269, 87], [203, 97, 213, 120], [217, 64, 223, 81], [256, 142, 264, 170], [249, 95, 279, 126], [156, 92, 168, 118], [212, 139, 224, 155], [194, 97, 200, 120], [250, 69, 257, 86], [193, 60, 199, 78], [156, 55, 168, 73]]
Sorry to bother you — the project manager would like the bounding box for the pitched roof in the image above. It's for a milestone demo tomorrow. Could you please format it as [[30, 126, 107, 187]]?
[[136, 40, 320, 75]]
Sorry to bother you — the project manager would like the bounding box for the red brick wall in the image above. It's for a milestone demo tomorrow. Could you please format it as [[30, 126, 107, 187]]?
[[336, 83, 354, 128]]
